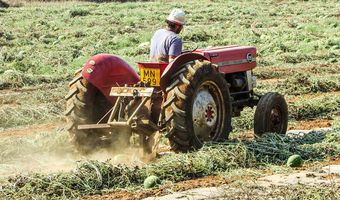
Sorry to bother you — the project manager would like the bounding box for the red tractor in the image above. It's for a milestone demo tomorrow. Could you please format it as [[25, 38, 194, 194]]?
[[65, 46, 288, 153]]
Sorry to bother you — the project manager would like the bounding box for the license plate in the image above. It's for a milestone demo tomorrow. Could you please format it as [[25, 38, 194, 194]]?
[[140, 68, 160, 86]]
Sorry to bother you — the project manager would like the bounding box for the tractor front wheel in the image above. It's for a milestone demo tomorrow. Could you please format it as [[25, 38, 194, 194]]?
[[254, 92, 288, 136], [164, 60, 232, 152]]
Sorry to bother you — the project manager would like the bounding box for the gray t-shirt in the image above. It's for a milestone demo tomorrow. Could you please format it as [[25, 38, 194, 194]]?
[[150, 29, 182, 62]]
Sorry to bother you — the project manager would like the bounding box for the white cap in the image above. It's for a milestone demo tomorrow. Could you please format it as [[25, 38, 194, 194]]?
[[166, 8, 186, 25]]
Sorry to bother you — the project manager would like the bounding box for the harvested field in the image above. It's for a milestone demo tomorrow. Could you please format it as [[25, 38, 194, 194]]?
[[0, 0, 339, 199]]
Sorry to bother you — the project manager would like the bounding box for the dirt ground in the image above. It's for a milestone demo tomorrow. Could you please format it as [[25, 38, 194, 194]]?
[[86, 159, 340, 200], [86, 176, 229, 200], [289, 118, 333, 130]]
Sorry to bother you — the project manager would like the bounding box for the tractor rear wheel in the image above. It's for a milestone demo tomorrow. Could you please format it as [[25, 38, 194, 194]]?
[[65, 69, 114, 153], [164, 60, 232, 152], [254, 92, 288, 136]]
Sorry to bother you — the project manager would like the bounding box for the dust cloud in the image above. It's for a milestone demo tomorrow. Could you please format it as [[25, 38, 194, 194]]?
[[0, 127, 160, 181]]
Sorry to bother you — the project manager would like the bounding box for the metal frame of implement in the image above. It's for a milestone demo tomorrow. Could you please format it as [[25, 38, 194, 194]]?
[[77, 87, 156, 131]]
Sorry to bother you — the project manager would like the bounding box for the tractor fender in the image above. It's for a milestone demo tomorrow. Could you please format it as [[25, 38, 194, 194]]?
[[160, 53, 208, 91], [82, 54, 140, 104]]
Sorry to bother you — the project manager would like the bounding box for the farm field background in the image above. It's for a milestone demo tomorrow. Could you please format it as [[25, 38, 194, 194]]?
[[0, 0, 339, 199]]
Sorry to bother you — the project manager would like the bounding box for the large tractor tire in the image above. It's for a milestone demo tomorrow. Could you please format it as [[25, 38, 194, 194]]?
[[164, 60, 232, 152], [254, 92, 288, 136], [65, 69, 114, 153]]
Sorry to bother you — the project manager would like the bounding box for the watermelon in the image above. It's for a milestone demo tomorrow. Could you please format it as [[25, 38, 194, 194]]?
[[143, 175, 160, 189], [58, 35, 65, 40], [287, 154, 303, 167], [17, 51, 25, 61]]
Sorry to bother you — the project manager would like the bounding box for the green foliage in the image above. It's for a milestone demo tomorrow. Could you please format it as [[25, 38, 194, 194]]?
[[276, 73, 340, 95], [69, 8, 90, 17], [256, 73, 340, 96], [0, 70, 65, 89], [0, 86, 66, 128], [254, 64, 340, 80], [289, 94, 340, 120], [330, 117, 340, 130], [0, 70, 32, 87], [231, 107, 255, 132], [0, 0, 339, 86], [0, 103, 63, 128]]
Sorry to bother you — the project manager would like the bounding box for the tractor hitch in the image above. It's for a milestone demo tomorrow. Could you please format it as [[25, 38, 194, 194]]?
[[77, 86, 156, 132]]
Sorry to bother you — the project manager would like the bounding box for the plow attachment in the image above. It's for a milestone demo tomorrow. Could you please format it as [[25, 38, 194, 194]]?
[[77, 86, 160, 155]]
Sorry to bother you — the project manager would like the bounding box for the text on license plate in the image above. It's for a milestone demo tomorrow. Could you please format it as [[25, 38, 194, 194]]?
[[140, 68, 160, 86]]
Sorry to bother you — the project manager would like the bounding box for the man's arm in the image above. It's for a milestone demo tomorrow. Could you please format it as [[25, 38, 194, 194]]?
[[168, 38, 182, 62]]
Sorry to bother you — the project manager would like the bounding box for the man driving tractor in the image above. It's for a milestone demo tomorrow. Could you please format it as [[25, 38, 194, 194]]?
[[150, 8, 185, 63]]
